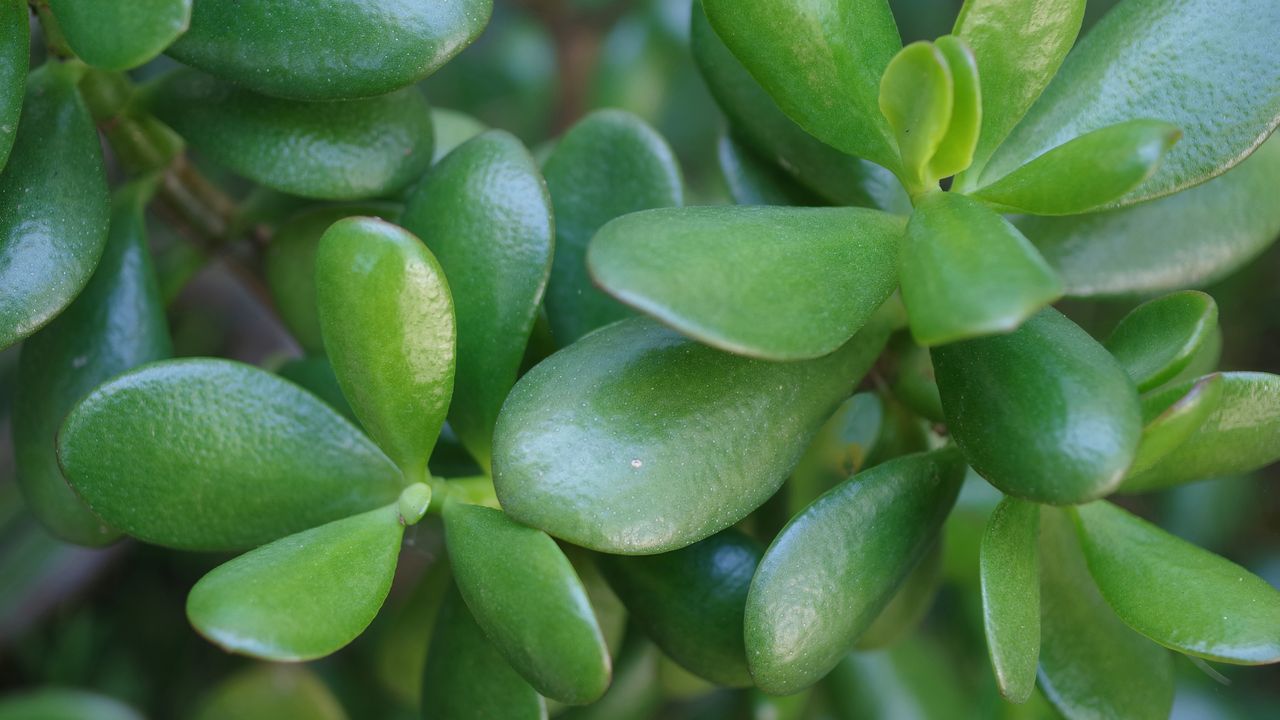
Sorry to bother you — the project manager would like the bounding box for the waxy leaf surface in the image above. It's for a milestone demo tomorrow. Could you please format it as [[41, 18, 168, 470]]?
[[878, 42, 952, 192], [193, 665, 347, 720], [0, 0, 27, 170], [493, 314, 892, 555], [933, 308, 1141, 504], [745, 449, 965, 695], [1105, 291, 1218, 392], [589, 206, 904, 360], [59, 359, 403, 551], [49, 0, 191, 70], [1130, 374, 1224, 477], [927, 35, 981, 180], [979, 497, 1040, 703]]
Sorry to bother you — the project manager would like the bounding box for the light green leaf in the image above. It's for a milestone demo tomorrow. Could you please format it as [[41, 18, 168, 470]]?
[[1130, 373, 1224, 476], [0, 689, 142, 720], [0, 0, 28, 171], [1105, 290, 1218, 391], [878, 42, 952, 193], [431, 108, 488, 164], [928, 35, 981, 180], [49, 0, 191, 70], [980, 497, 1040, 703], [193, 665, 347, 720]]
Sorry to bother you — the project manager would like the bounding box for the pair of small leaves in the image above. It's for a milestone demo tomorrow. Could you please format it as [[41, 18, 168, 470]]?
[[48, 0, 192, 70]]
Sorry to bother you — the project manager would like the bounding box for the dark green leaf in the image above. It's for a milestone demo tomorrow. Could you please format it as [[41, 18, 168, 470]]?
[[878, 42, 952, 192], [0, 689, 142, 720], [716, 134, 823, 207], [59, 359, 403, 551], [928, 35, 981, 180], [589, 206, 904, 360], [856, 538, 943, 650], [1105, 291, 1218, 392], [979, 497, 1040, 703], [376, 558, 451, 706], [193, 665, 347, 720], [1129, 374, 1224, 476], [0, 0, 27, 170], [49, 0, 191, 70]]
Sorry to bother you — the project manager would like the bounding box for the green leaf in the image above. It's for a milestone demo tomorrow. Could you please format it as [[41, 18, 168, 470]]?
[[788, 393, 884, 515], [402, 131, 553, 470], [0, 0, 28, 171], [316, 217, 455, 483], [58, 359, 403, 551], [542, 110, 682, 346], [0, 62, 109, 351], [421, 585, 548, 720], [167, 0, 492, 101], [901, 192, 1062, 346], [589, 206, 904, 360], [443, 501, 610, 704], [745, 449, 964, 695], [1022, 135, 1280, 297], [933, 308, 1142, 504], [1073, 501, 1280, 664], [928, 35, 981, 180], [144, 69, 434, 200], [879, 42, 952, 192], [187, 504, 403, 661], [600, 528, 761, 687], [690, 1, 907, 210], [973, 120, 1181, 215], [951, 0, 1084, 183], [49, 0, 191, 70], [1038, 507, 1174, 720], [716, 134, 823, 207], [825, 637, 975, 720], [855, 538, 943, 650], [14, 180, 171, 547], [701, 0, 902, 171], [1104, 290, 1218, 391], [890, 339, 944, 423], [0, 689, 142, 720], [982, 0, 1280, 206], [1121, 372, 1280, 492], [979, 497, 1040, 703], [1130, 373, 1224, 477], [494, 312, 892, 555], [431, 108, 488, 164], [194, 665, 347, 720]]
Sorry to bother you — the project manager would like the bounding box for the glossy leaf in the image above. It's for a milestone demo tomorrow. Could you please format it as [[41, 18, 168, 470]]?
[[444, 501, 609, 704], [745, 448, 965, 695], [600, 529, 761, 687], [933, 308, 1142, 504], [983, 0, 1280, 205], [1129, 374, 1224, 476], [542, 110, 682, 346], [0, 62, 109, 351], [952, 0, 1084, 181], [1037, 508, 1174, 720], [0, 0, 27, 170], [1074, 501, 1280, 664], [49, 0, 191, 70], [15, 180, 171, 546], [421, 585, 548, 720], [879, 42, 952, 192], [1104, 291, 1218, 392], [168, 0, 492, 101], [58, 359, 403, 551], [144, 70, 434, 200], [901, 192, 1062, 346], [701, 0, 902, 171], [493, 312, 892, 555], [855, 538, 943, 650], [974, 120, 1181, 215], [0, 689, 142, 720], [193, 665, 347, 720], [716, 134, 822, 207], [402, 132, 553, 470], [788, 392, 884, 515], [187, 505, 403, 661], [1122, 372, 1280, 492], [979, 497, 1040, 703], [432, 108, 488, 164], [589, 206, 904, 360], [316, 217, 455, 483], [928, 35, 981, 180]]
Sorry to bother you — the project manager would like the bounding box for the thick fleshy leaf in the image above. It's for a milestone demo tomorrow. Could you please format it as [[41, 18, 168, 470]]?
[[542, 110, 681, 346], [316, 217, 455, 483], [589, 206, 904, 360], [187, 504, 403, 661], [787, 393, 883, 515], [855, 538, 943, 650], [701, 0, 902, 171], [15, 180, 171, 546], [193, 665, 347, 720], [1038, 508, 1174, 720], [49, 0, 191, 70], [600, 528, 761, 687], [878, 42, 952, 192], [493, 312, 892, 555], [402, 132, 553, 470], [1023, 135, 1280, 297], [0, 689, 142, 720], [167, 0, 492, 101], [1130, 374, 1224, 477], [928, 35, 981, 180], [443, 502, 609, 704], [1104, 291, 1218, 392], [1073, 501, 1280, 664], [431, 108, 488, 164], [144, 70, 434, 200], [0, 0, 27, 171], [58, 359, 403, 551], [716, 135, 822, 207], [745, 448, 965, 695], [979, 497, 1040, 703], [951, 0, 1084, 182], [901, 192, 1061, 346], [983, 0, 1280, 206], [933, 308, 1141, 504], [421, 585, 548, 720], [0, 62, 109, 351], [1122, 372, 1280, 492]]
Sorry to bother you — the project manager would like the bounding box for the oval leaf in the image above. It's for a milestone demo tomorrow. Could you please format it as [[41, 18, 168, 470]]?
[[0, 0, 28, 170], [933, 308, 1142, 504], [589, 206, 904, 360], [1130, 373, 1224, 476], [167, 0, 492, 101], [494, 313, 892, 555], [316, 217, 455, 483], [59, 359, 404, 550], [187, 504, 403, 661], [0, 689, 142, 720], [1104, 290, 1218, 392], [49, 0, 191, 70], [979, 497, 1040, 703], [879, 41, 953, 192], [194, 665, 347, 720], [431, 108, 488, 164], [928, 35, 981, 180], [144, 69, 434, 200]]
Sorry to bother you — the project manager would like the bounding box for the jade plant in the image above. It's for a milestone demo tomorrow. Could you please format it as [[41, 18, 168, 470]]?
[[2, 0, 1280, 718]]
